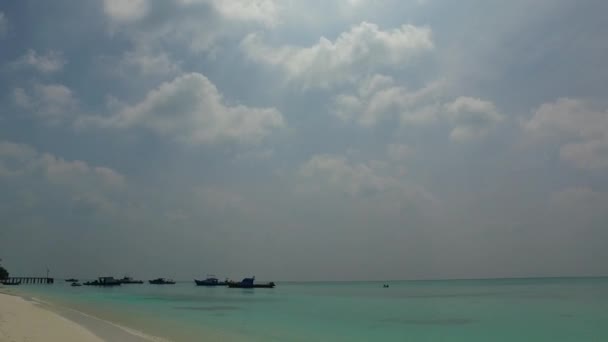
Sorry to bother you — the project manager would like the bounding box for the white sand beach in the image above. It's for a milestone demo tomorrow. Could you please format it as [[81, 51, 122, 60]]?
[[0, 291, 103, 342]]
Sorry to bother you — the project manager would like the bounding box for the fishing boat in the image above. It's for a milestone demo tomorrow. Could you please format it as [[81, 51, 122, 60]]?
[[149, 278, 176, 285], [65, 278, 78, 282], [194, 275, 229, 286], [71, 282, 82, 287], [119, 276, 144, 284], [83, 277, 122, 286], [227, 276, 275, 288]]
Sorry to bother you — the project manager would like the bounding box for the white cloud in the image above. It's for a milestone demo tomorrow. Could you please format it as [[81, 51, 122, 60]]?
[[0, 12, 7, 37], [120, 50, 181, 76], [13, 83, 78, 122], [444, 96, 503, 142], [332, 75, 445, 126], [242, 22, 433, 88], [174, 0, 278, 25], [11, 49, 66, 73], [523, 98, 608, 140], [106, 0, 280, 56], [208, 0, 279, 26], [0, 141, 125, 210], [332, 75, 502, 142], [103, 0, 148, 22], [93, 73, 284, 144], [299, 154, 399, 197], [523, 98, 608, 169]]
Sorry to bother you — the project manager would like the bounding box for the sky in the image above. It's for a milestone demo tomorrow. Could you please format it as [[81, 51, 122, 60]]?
[[0, 0, 607, 281]]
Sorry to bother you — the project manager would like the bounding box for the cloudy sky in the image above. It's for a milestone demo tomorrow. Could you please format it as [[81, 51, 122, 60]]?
[[1, 0, 607, 281]]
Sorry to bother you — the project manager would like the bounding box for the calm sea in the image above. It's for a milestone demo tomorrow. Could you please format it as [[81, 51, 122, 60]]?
[[14, 277, 608, 341]]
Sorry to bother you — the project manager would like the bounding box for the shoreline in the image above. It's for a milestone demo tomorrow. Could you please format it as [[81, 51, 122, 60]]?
[[0, 289, 162, 342]]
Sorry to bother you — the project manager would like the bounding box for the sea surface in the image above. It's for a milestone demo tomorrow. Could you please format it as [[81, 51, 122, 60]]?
[[12, 277, 608, 341]]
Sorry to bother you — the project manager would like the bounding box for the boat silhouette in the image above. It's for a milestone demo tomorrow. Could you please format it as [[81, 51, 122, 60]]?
[[194, 275, 229, 286], [149, 278, 176, 285], [227, 276, 275, 288], [119, 276, 144, 284], [83, 277, 121, 286]]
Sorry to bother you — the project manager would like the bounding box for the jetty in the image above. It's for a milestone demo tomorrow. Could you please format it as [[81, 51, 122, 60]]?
[[2, 277, 54, 284]]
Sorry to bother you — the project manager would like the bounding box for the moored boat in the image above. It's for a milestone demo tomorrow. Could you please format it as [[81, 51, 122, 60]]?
[[194, 275, 229, 286], [149, 278, 176, 285], [71, 282, 82, 287], [83, 277, 122, 286], [119, 276, 144, 284], [227, 276, 275, 288], [65, 278, 78, 282]]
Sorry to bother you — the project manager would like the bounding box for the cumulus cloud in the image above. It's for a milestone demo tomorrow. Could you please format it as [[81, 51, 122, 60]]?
[[10, 49, 66, 73], [103, 0, 148, 22], [13, 83, 78, 122], [523, 98, 608, 169], [332, 75, 501, 141], [333, 75, 444, 126], [242, 22, 433, 87], [0, 141, 125, 211], [175, 0, 279, 25], [103, 0, 280, 56], [296, 152, 436, 205], [207, 0, 279, 26], [444, 97, 503, 142], [119, 50, 181, 76], [299, 154, 399, 197], [523, 98, 607, 140], [91, 73, 284, 144]]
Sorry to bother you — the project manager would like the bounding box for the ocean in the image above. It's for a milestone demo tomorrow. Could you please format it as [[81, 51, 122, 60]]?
[[13, 277, 608, 341]]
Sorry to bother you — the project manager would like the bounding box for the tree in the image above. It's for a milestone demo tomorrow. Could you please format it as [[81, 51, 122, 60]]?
[[0, 258, 8, 280]]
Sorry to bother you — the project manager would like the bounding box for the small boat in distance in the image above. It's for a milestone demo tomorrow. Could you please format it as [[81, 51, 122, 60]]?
[[71, 282, 82, 287], [65, 278, 78, 282], [194, 275, 229, 286], [83, 277, 122, 286], [119, 276, 144, 284], [149, 278, 176, 285], [227, 277, 275, 289], [1, 280, 21, 286]]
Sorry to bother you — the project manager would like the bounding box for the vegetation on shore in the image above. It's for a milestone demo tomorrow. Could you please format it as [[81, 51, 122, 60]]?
[[0, 258, 9, 279]]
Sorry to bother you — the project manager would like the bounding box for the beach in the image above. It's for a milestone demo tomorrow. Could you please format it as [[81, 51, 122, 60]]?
[[0, 291, 102, 342], [0, 290, 157, 342]]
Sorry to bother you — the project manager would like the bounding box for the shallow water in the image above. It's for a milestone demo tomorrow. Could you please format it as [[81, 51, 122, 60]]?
[[15, 277, 608, 341]]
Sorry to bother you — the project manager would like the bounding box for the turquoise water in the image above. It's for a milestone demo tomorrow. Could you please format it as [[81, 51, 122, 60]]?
[[14, 278, 608, 341]]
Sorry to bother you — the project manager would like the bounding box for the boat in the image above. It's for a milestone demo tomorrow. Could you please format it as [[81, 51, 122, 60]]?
[[65, 278, 78, 282], [1, 280, 21, 286], [194, 275, 229, 286], [83, 277, 122, 286], [119, 276, 144, 284], [71, 282, 82, 287], [149, 278, 176, 285], [227, 276, 275, 289]]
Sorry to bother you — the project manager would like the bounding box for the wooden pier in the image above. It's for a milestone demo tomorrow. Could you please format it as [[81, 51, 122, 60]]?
[[2, 277, 54, 284]]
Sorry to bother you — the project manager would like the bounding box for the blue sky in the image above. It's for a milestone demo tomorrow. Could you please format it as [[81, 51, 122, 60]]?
[[1, 0, 607, 281]]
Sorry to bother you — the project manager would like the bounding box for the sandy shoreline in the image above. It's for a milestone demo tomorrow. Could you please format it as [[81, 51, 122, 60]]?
[[0, 290, 158, 342]]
